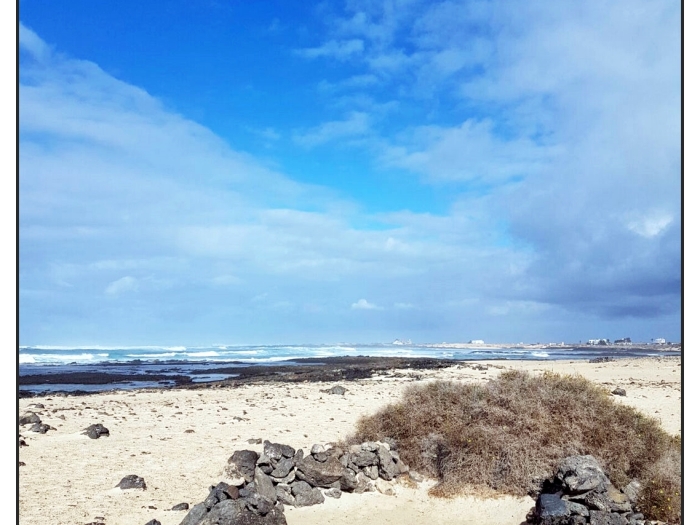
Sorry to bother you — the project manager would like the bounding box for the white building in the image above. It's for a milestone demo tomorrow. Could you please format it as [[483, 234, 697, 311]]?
[[469, 339, 485, 344], [653, 338, 666, 344]]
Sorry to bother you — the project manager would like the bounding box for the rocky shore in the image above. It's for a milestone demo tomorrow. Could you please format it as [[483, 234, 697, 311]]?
[[18, 356, 681, 525]]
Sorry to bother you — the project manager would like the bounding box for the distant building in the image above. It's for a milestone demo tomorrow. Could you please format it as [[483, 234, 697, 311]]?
[[653, 338, 666, 344], [392, 339, 412, 345], [587, 339, 608, 345], [614, 338, 632, 344], [469, 339, 485, 344]]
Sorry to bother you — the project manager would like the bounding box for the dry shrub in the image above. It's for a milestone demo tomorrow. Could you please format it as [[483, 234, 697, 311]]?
[[350, 371, 680, 522]]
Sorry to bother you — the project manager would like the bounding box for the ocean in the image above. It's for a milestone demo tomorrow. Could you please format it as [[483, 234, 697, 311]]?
[[18, 343, 681, 394]]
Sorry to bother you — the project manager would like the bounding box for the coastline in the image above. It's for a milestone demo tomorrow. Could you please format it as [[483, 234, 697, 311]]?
[[18, 355, 681, 525]]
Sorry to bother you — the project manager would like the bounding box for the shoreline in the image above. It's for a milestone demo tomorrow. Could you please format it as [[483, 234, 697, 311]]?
[[18, 351, 681, 397], [19, 356, 681, 525]]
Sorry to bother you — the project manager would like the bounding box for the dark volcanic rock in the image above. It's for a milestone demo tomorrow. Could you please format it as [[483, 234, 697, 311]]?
[[144, 520, 161, 525], [254, 467, 277, 504], [19, 412, 42, 425], [321, 385, 347, 395], [226, 450, 260, 483], [178, 502, 207, 525], [228, 507, 287, 524], [116, 475, 147, 490], [290, 481, 324, 507], [555, 455, 608, 494], [171, 502, 189, 511], [270, 458, 294, 478], [295, 455, 347, 488], [536, 493, 570, 524], [199, 499, 245, 524], [83, 424, 110, 439], [263, 440, 295, 460], [588, 510, 628, 525], [29, 423, 52, 434], [611, 387, 626, 396]]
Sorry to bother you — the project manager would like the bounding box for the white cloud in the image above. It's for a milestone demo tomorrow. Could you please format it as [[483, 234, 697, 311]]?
[[394, 302, 415, 309], [293, 112, 370, 147], [105, 276, 138, 296], [351, 299, 382, 310], [296, 39, 365, 60], [19, 23, 51, 62]]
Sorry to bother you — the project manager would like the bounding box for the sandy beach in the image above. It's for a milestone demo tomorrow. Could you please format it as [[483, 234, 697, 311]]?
[[18, 356, 681, 525]]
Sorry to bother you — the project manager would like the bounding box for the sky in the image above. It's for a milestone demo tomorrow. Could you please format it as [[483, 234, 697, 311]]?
[[18, 0, 681, 346]]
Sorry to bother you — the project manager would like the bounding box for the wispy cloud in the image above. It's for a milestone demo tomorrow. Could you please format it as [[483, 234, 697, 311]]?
[[351, 299, 382, 310], [293, 112, 370, 147], [105, 276, 138, 296], [295, 39, 365, 60]]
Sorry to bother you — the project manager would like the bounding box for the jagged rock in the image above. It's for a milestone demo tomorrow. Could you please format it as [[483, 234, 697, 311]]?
[[254, 468, 277, 504], [226, 450, 260, 483], [349, 450, 378, 468], [200, 499, 245, 524], [264, 441, 295, 461], [269, 470, 295, 484], [325, 487, 342, 499], [144, 520, 161, 525], [360, 441, 379, 452], [611, 387, 626, 396], [295, 455, 346, 488], [310, 444, 326, 455], [29, 423, 52, 434], [377, 445, 401, 480], [375, 479, 396, 496], [582, 486, 631, 513], [178, 502, 207, 525], [275, 485, 295, 506], [362, 465, 379, 480], [225, 506, 287, 524], [270, 458, 294, 479], [556, 455, 609, 494], [622, 480, 642, 504], [354, 472, 375, 493], [290, 481, 324, 507], [171, 502, 189, 511], [116, 475, 146, 490], [536, 493, 570, 524], [205, 482, 232, 510], [244, 492, 275, 515], [83, 424, 110, 439], [321, 385, 347, 395], [589, 510, 628, 525], [19, 412, 42, 425]]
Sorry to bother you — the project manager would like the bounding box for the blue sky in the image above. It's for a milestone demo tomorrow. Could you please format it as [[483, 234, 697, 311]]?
[[18, 0, 681, 345]]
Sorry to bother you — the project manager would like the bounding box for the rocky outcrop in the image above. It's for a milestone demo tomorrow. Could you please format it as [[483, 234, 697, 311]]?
[[528, 455, 647, 525], [177, 439, 412, 525]]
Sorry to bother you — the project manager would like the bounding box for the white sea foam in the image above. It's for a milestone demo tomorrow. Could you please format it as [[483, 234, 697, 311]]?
[[125, 352, 178, 359], [532, 351, 550, 358]]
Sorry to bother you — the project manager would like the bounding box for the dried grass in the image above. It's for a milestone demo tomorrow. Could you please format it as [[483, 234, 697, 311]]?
[[348, 371, 681, 523]]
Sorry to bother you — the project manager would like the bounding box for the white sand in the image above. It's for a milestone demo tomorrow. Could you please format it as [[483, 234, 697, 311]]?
[[18, 356, 681, 525]]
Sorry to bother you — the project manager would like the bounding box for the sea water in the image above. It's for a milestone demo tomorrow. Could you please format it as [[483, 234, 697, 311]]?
[[18, 343, 680, 394]]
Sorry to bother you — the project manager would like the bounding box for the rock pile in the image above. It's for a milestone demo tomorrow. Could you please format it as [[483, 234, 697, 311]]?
[[177, 438, 411, 525], [528, 455, 647, 525], [18, 411, 55, 434]]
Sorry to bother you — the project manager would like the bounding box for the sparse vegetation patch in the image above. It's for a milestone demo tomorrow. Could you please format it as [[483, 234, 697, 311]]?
[[348, 371, 680, 523]]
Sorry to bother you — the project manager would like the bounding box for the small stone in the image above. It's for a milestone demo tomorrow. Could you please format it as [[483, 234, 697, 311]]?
[[116, 475, 147, 490], [612, 387, 626, 396]]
